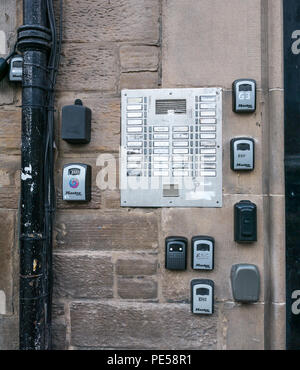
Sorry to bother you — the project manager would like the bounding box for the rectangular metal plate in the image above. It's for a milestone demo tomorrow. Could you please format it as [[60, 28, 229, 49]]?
[[120, 88, 222, 207]]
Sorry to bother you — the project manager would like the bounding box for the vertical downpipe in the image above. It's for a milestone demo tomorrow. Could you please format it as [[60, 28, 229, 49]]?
[[18, 0, 51, 350]]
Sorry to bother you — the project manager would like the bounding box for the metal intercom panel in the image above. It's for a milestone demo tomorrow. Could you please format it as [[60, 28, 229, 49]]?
[[120, 88, 223, 207]]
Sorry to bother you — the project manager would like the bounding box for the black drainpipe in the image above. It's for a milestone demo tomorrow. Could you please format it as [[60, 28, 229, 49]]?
[[18, 0, 52, 350]]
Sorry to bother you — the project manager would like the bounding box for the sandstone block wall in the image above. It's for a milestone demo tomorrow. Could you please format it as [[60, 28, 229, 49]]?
[[0, 0, 285, 350]]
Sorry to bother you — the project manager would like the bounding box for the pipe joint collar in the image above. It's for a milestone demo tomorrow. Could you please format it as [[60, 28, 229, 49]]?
[[17, 25, 52, 52]]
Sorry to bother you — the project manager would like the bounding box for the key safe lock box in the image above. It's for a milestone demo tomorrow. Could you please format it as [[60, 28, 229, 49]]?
[[62, 163, 91, 202], [120, 88, 223, 207]]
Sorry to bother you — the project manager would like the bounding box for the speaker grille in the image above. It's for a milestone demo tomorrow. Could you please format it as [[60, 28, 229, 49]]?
[[155, 99, 187, 114]]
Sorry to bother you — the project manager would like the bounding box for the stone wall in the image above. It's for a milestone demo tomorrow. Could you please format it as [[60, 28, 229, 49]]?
[[0, 0, 285, 350]]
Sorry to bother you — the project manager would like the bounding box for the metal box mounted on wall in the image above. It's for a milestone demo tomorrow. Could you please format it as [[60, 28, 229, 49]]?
[[120, 88, 222, 207]]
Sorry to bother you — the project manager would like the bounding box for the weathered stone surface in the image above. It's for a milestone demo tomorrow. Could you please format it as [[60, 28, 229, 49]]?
[[217, 302, 264, 350], [268, 0, 284, 89], [269, 90, 284, 195], [53, 254, 113, 298], [0, 109, 21, 154], [162, 0, 262, 88], [0, 155, 20, 209], [56, 185, 101, 210], [52, 301, 67, 350], [52, 317, 67, 350], [268, 303, 286, 350], [0, 316, 18, 350], [0, 1, 17, 39], [117, 277, 157, 299], [116, 257, 158, 276], [160, 195, 265, 302], [55, 210, 158, 251], [57, 0, 160, 44], [55, 94, 121, 154], [57, 44, 118, 92], [0, 0, 287, 352], [0, 0, 18, 105], [0, 80, 15, 106], [0, 210, 15, 314], [120, 45, 159, 72], [70, 301, 217, 349], [0, 31, 6, 55], [269, 195, 285, 304], [120, 72, 159, 90], [101, 190, 121, 209]]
